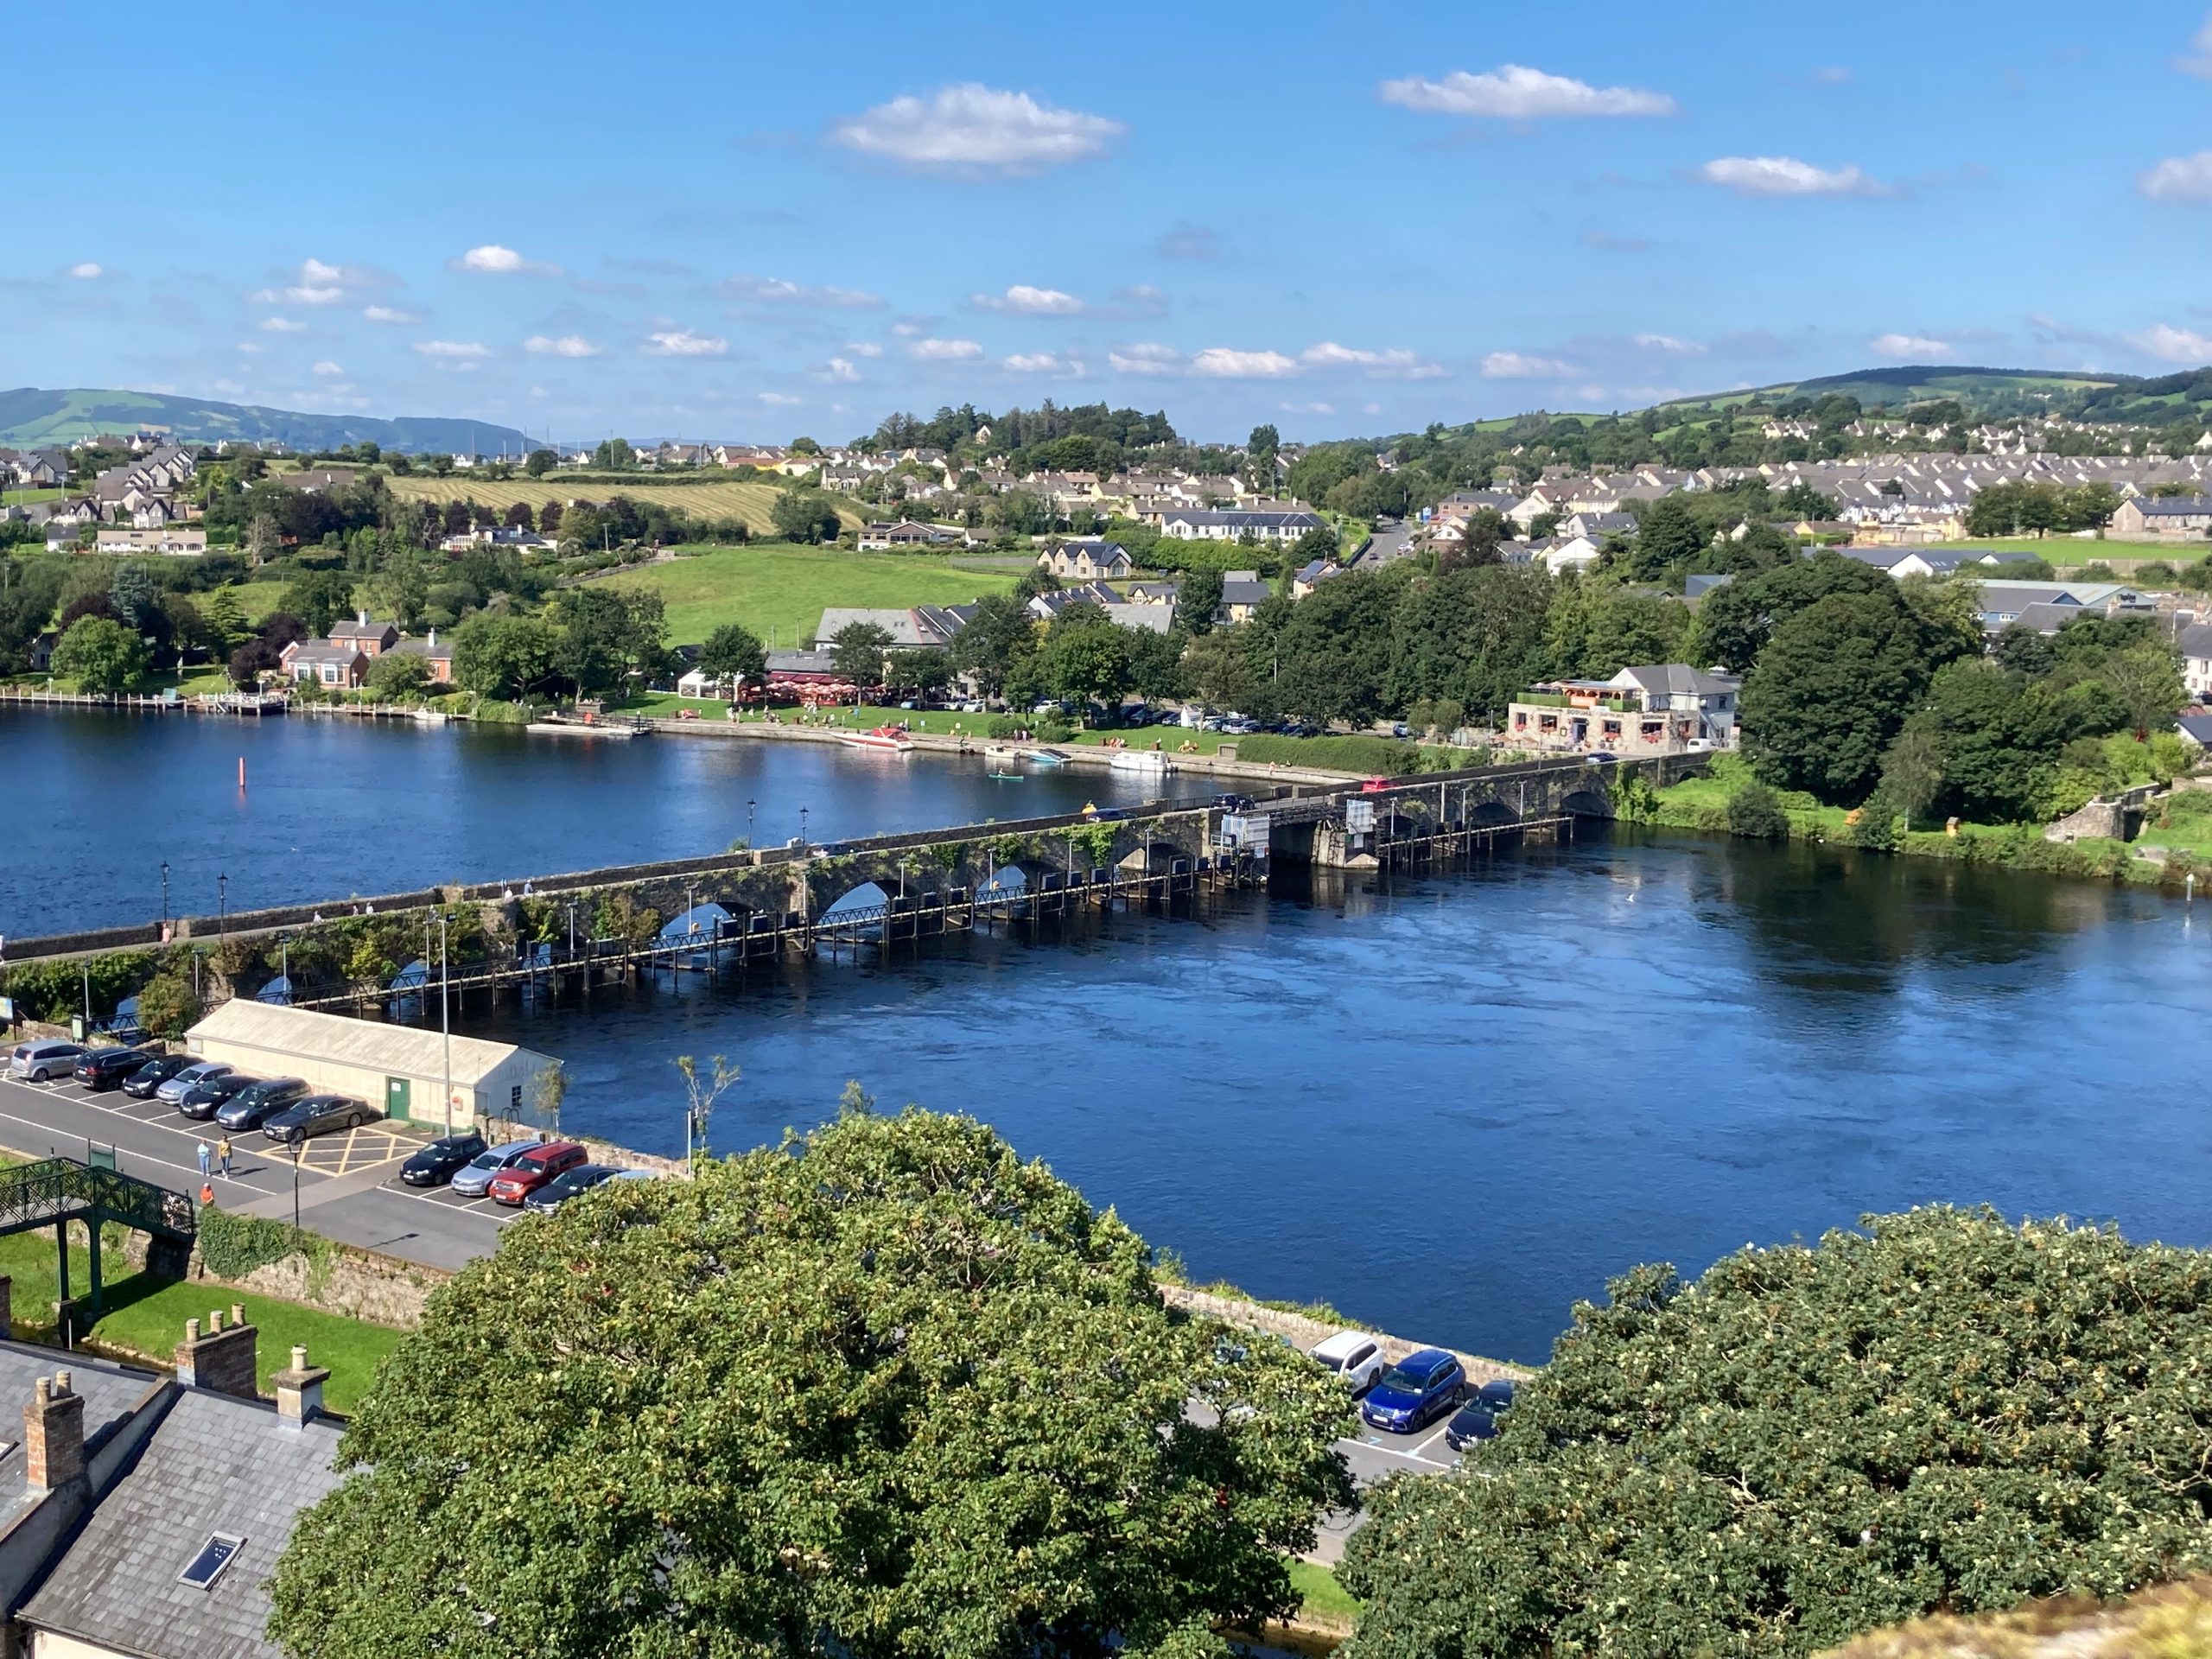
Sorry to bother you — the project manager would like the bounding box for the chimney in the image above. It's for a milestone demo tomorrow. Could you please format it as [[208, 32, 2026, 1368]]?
[[271, 1345, 329, 1429], [175, 1305, 257, 1400], [24, 1371, 86, 1493], [357, 608, 368, 626]]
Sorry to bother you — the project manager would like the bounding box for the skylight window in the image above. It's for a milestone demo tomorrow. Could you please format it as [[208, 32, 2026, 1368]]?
[[179, 1534, 244, 1590]]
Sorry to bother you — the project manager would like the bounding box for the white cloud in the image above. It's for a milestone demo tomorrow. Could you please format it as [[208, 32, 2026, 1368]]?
[[1002, 352, 1083, 375], [1190, 347, 1299, 378], [1633, 333, 1705, 354], [890, 320, 927, 337], [1378, 64, 1675, 119], [644, 329, 728, 357], [254, 258, 390, 305], [1281, 402, 1336, 415], [909, 337, 983, 360], [413, 339, 493, 359], [260, 316, 306, 333], [2179, 13, 2212, 76], [1109, 342, 1184, 376], [525, 334, 602, 358], [234, 342, 260, 355], [312, 360, 346, 378], [68, 262, 102, 279], [1695, 156, 1880, 196], [362, 305, 418, 324], [302, 257, 341, 283], [1299, 340, 1446, 378], [759, 391, 802, 406], [1482, 351, 1577, 378], [830, 83, 1123, 175], [1869, 333, 1954, 359], [826, 357, 861, 382], [2129, 322, 2212, 364], [974, 284, 1084, 315], [2139, 151, 2212, 202], [723, 275, 884, 308], [845, 340, 885, 358], [455, 243, 559, 275]]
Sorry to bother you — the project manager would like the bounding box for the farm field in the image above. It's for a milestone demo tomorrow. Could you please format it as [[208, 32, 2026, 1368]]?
[[384, 474, 862, 530], [595, 543, 1021, 649]]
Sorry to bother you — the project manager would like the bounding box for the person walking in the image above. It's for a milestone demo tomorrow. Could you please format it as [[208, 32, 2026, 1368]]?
[[196, 1140, 212, 1179], [217, 1136, 233, 1178]]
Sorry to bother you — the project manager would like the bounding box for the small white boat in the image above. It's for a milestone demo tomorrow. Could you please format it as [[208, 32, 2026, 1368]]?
[[526, 720, 640, 738], [410, 708, 450, 725], [1109, 750, 1172, 775], [1021, 747, 1070, 766], [841, 726, 915, 753], [984, 744, 1020, 765]]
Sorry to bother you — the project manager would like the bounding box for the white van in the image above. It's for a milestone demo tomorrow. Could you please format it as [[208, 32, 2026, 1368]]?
[[8, 1041, 87, 1083]]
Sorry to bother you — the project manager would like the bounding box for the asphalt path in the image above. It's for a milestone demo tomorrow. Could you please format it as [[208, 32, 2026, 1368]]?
[[0, 1071, 510, 1270]]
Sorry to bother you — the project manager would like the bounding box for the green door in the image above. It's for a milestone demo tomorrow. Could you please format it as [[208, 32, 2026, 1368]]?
[[385, 1077, 412, 1124]]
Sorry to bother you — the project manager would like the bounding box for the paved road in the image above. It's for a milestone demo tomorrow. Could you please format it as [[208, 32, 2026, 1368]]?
[[0, 1072, 510, 1270]]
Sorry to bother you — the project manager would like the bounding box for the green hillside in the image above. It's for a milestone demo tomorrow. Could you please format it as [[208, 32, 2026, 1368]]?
[[0, 387, 534, 455], [1656, 365, 2134, 414]]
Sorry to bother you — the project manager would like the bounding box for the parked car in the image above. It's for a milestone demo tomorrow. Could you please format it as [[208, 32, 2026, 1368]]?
[[1359, 1348, 1466, 1435], [448, 1141, 544, 1198], [9, 1041, 87, 1083], [263, 1094, 377, 1144], [486, 1141, 588, 1205], [1443, 1401, 1497, 1452], [121, 1054, 193, 1099], [1584, 752, 1619, 766], [521, 1162, 621, 1213], [214, 1077, 308, 1132], [1213, 792, 1255, 812], [1359, 778, 1394, 793], [1308, 1330, 1388, 1395], [73, 1046, 158, 1091], [1476, 1377, 1517, 1412], [400, 1132, 489, 1188], [607, 1168, 659, 1184], [156, 1062, 232, 1104], [177, 1073, 257, 1121]]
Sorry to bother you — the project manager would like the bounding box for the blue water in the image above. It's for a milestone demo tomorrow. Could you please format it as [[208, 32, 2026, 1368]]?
[[457, 835, 2212, 1365], [0, 705, 1178, 936]]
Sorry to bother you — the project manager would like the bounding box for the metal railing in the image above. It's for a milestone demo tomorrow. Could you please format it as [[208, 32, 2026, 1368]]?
[[0, 1158, 197, 1244]]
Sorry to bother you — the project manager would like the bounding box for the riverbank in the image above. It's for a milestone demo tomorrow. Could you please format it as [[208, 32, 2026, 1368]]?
[[1645, 753, 2207, 888]]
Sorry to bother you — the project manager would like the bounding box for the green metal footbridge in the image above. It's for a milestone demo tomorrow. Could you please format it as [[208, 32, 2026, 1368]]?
[[0, 1157, 197, 1317]]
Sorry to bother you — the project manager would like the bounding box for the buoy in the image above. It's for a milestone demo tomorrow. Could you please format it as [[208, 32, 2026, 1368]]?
[[238, 757, 246, 789]]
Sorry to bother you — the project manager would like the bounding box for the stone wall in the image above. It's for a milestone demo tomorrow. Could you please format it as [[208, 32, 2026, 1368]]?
[[1159, 1283, 1531, 1385], [209, 1243, 448, 1327]]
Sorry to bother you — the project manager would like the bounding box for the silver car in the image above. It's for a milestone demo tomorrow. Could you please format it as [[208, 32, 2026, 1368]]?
[[8, 1041, 86, 1083], [156, 1061, 232, 1104], [448, 1141, 543, 1198]]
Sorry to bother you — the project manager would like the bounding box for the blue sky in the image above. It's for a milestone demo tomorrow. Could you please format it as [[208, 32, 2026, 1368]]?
[[12, 0, 2212, 444]]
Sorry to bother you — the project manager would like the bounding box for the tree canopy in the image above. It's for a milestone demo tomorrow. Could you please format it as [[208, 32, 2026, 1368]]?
[[1342, 1206, 2212, 1659], [269, 1107, 1351, 1659]]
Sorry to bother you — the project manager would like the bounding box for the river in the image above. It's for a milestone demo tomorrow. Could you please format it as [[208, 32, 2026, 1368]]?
[[0, 705, 1180, 937], [457, 835, 2209, 1366], [7, 707, 2206, 1365]]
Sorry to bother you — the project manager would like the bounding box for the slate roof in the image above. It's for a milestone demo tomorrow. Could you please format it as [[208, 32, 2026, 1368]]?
[[2177, 713, 2212, 747], [2175, 622, 2212, 660], [0, 1346, 160, 1523], [18, 1387, 345, 1659]]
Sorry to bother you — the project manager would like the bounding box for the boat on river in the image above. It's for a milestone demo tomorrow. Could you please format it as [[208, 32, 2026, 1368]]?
[[1109, 749, 1172, 775], [1021, 747, 1070, 766], [841, 726, 915, 754], [526, 717, 645, 738]]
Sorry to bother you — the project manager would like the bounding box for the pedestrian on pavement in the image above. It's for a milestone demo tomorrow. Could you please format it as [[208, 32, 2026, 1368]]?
[[199, 1181, 214, 1207], [196, 1140, 212, 1179], [217, 1136, 233, 1178]]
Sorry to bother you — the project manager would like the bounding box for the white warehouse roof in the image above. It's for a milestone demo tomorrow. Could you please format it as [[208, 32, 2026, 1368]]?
[[187, 1000, 551, 1087]]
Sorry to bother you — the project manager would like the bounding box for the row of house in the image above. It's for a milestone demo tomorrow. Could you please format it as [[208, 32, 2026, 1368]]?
[[279, 613, 454, 689]]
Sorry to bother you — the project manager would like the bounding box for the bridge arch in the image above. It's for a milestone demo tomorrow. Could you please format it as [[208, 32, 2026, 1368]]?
[[1560, 788, 1615, 819], [818, 880, 892, 924]]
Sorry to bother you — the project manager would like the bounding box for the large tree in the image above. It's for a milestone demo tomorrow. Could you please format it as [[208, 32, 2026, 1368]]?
[[48, 614, 145, 694], [771, 487, 842, 544], [947, 592, 1038, 696], [697, 622, 767, 687], [1342, 1207, 2212, 1659], [269, 1107, 1351, 1659], [1738, 589, 1928, 803], [829, 621, 897, 685]]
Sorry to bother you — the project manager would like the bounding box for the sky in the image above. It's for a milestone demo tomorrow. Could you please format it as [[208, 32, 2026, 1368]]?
[[11, 0, 2212, 446]]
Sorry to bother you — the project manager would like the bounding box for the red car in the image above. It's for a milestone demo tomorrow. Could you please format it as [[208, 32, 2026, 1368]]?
[[1360, 778, 1394, 793], [486, 1141, 587, 1205]]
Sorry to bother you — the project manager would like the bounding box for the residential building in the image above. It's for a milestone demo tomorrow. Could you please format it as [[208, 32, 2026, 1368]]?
[[328, 613, 400, 658], [1028, 583, 1175, 633], [1159, 508, 1323, 543], [1218, 571, 1274, 624], [856, 519, 957, 550], [91, 527, 207, 556], [1974, 581, 2150, 632], [278, 642, 368, 689], [1292, 558, 1342, 597], [386, 628, 457, 683], [2179, 621, 2212, 700], [2107, 495, 2212, 539], [1505, 664, 1740, 756], [1037, 538, 1134, 581]]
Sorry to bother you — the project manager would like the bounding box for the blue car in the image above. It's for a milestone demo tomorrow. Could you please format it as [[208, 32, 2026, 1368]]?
[[1359, 1348, 1466, 1434]]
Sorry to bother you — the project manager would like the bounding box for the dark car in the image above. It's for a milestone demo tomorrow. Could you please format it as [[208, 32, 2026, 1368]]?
[[1443, 1401, 1497, 1452], [121, 1054, 193, 1099], [73, 1046, 159, 1092], [520, 1162, 620, 1213], [1359, 1347, 1466, 1435], [1584, 752, 1620, 766], [176, 1073, 257, 1121], [264, 1094, 377, 1144], [400, 1132, 489, 1188], [214, 1077, 308, 1132], [1476, 1377, 1516, 1412], [1212, 792, 1255, 812]]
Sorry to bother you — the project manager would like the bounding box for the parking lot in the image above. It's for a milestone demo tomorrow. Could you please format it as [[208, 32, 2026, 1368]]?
[[0, 1069, 513, 1270]]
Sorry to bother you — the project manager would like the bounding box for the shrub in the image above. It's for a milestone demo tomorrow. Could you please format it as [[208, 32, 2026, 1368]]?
[[1236, 734, 1419, 774], [1726, 779, 1789, 839], [197, 1205, 315, 1279]]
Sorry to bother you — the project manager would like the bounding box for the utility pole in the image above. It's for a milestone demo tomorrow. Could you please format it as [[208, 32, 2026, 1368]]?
[[439, 912, 453, 1137]]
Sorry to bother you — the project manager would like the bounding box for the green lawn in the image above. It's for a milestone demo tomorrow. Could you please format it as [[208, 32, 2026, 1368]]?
[[1, 487, 61, 507], [0, 1227, 401, 1414], [1288, 1560, 1362, 1623], [597, 543, 1020, 650]]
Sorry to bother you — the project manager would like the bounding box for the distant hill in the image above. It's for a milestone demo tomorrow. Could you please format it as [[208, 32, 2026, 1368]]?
[[1655, 365, 2138, 414], [0, 387, 537, 455]]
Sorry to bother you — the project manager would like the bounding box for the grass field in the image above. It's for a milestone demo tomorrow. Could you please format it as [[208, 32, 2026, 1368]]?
[[597, 544, 1020, 649], [1, 487, 61, 507], [1287, 1560, 1361, 1623], [385, 474, 863, 531]]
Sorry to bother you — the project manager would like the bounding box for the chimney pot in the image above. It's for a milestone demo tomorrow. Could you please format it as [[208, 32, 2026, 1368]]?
[[208, 1309, 223, 1332], [185, 1316, 200, 1343], [24, 1370, 86, 1493], [175, 1308, 258, 1399]]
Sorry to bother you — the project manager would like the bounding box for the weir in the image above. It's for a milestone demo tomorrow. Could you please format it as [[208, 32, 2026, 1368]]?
[[0, 755, 1705, 1022]]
